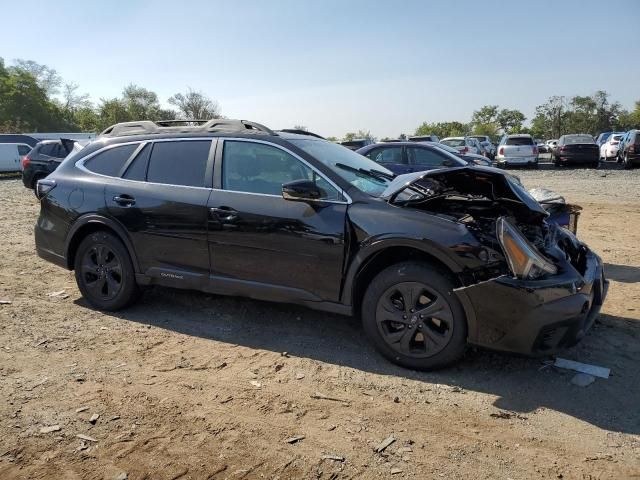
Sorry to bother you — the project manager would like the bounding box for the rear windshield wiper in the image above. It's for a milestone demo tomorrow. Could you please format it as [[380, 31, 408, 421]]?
[[335, 163, 394, 181]]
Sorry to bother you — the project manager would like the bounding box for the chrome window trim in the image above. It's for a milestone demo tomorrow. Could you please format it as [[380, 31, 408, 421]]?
[[219, 137, 352, 204], [75, 138, 214, 190]]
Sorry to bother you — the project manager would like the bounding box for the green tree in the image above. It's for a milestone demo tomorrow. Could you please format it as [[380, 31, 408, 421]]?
[[415, 121, 468, 138], [12, 58, 62, 96], [618, 101, 640, 130], [497, 109, 526, 133], [343, 129, 376, 142], [168, 88, 220, 120]]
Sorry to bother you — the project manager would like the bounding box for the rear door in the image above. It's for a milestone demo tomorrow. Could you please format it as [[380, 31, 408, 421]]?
[[101, 139, 214, 285], [207, 138, 347, 302], [362, 145, 409, 174], [502, 137, 535, 157]]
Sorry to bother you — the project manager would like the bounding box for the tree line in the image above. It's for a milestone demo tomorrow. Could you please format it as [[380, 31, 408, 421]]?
[[1, 57, 639, 140], [0, 58, 221, 133]]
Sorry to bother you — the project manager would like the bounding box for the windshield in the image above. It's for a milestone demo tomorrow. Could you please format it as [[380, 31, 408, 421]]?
[[289, 139, 392, 196]]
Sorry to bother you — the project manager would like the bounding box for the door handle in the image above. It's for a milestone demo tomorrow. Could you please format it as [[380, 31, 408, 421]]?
[[210, 206, 238, 221], [113, 195, 136, 207]]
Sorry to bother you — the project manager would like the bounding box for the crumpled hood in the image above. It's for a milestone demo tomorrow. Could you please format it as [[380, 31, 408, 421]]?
[[381, 166, 549, 222]]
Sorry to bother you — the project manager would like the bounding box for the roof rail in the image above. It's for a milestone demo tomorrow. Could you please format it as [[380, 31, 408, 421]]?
[[99, 118, 276, 138], [279, 129, 325, 139]]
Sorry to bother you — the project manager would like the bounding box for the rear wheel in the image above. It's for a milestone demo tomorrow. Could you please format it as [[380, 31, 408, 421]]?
[[361, 262, 467, 370], [623, 153, 632, 170], [74, 231, 140, 311]]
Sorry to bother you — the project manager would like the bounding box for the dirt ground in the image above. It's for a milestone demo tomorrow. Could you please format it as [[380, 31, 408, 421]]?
[[1, 165, 639, 480]]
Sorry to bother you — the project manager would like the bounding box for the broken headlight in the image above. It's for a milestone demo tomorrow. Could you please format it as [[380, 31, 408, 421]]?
[[496, 217, 557, 280]]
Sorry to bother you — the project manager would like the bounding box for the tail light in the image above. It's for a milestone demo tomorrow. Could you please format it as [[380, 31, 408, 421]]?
[[498, 147, 504, 156], [560, 146, 566, 152], [22, 156, 30, 169], [460, 146, 469, 154], [36, 179, 56, 199], [532, 146, 538, 155]]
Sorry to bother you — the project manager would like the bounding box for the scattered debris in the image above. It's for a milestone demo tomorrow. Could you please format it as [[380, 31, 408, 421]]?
[[321, 454, 345, 462], [76, 406, 89, 413], [285, 435, 305, 444], [76, 441, 89, 452], [113, 473, 128, 480], [110, 415, 121, 421], [47, 290, 69, 299], [34, 339, 49, 347], [220, 396, 234, 404], [89, 414, 100, 424], [76, 434, 98, 442], [40, 425, 61, 434], [0, 300, 12, 305], [295, 373, 305, 380], [571, 373, 596, 387], [281, 352, 290, 358], [327, 425, 337, 431], [391, 467, 403, 475], [554, 358, 610, 379], [393, 396, 400, 403], [250, 381, 261, 388], [397, 446, 413, 453], [374, 435, 396, 453], [311, 392, 348, 403]]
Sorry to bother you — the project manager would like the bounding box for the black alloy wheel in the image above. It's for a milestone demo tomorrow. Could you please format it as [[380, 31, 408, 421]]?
[[362, 262, 467, 370], [375, 281, 454, 359], [75, 231, 140, 310]]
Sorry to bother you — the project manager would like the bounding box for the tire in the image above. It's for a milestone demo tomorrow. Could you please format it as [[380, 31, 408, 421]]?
[[361, 262, 467, 370], [74, 231, 140, 311], [553, 156, 560, 167], [590, 161, 599, 169], [623, 153, 632, 170]]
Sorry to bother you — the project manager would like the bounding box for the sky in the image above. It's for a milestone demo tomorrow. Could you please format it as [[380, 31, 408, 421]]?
[[2, 0, 639, 138]]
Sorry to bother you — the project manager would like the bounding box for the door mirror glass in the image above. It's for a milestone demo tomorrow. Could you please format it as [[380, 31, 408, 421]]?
[[282, 179, 323, 201]]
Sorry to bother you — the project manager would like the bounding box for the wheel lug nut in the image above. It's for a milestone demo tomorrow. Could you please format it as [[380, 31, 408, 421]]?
[[402, 315, 407, 319], [410, 309, 415, 313]]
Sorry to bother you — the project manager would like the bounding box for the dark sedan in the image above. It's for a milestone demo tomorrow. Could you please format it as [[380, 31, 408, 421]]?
[[356, 142, 468, 174], [553, 134, 599, 168]]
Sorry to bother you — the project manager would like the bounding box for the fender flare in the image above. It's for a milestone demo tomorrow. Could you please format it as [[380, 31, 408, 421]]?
[[64, 214, 140, 272], [341, 237, 462, 306]]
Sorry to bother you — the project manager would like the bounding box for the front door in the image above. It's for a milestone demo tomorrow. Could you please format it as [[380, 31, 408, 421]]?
[[102, 139, 214, 287], [207, 139, 347, 303]]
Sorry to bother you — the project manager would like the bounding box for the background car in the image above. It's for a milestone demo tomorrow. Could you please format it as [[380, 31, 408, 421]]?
[[599, 134, 624, 161], [618, 129, 640, 169], [553, 134, 599, 168], [595, 132, 615, 147], [480, 140, 496, 159], [428, 142, 492, 166], [0, 143, 32, 172], [356, 141, 467, 174], [616, 131, 631, 162], [546, 139, 559, 154], [495, 134, 538, 168], [440, 136, 480, 154], [22, 139, 77, 190], [535, 139, 549, 154]]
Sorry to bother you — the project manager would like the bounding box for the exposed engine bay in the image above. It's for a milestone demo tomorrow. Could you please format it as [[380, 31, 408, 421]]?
[[383, 167, 588, 278]]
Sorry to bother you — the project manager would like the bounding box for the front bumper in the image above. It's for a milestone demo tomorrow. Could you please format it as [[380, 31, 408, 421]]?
[[455, 247, 608, 355]]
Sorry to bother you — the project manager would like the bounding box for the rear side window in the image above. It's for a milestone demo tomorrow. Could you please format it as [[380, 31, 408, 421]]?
[[84, 144, 138, 177], [634, 133, 640, 145], [365, 147, 404, 164], [147, 140, 210, 187], [123, 143, 151, 181], [17, 145, 31, 155], [39, 144, 56, 156], [505, 137, 534, 146]]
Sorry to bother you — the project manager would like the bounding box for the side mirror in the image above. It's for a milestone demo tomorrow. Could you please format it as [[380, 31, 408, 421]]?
[[282, 179, 322, 202]]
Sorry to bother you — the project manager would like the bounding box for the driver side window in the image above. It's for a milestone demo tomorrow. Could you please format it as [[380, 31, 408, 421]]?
[[222, 141, 342, 201]]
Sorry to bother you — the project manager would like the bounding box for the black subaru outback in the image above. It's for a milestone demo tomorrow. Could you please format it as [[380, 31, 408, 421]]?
[[34, 119, 608, 370]]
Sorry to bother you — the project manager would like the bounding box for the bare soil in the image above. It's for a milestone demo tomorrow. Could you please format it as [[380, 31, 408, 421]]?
[[1, 166, 639, 479]]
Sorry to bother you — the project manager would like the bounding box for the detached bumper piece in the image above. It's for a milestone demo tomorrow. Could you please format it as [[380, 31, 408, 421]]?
[[456, 248, 608, 355]]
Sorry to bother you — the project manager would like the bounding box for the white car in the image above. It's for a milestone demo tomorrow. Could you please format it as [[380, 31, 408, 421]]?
[[496, 134, 538, 167], [0, 143, 32, 172], [440, 137, 480, 155], [600, 134, 624, 161]]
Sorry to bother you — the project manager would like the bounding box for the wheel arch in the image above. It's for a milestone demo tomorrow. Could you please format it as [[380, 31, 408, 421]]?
[[65, 214, 140, 272], [344, 241, 462, 316]]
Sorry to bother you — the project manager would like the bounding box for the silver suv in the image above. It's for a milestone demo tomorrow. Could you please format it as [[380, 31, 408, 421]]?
[[496, 134, 538, 168]]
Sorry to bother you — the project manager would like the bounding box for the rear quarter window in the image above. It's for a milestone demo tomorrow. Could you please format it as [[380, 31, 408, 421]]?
[[84, 144, 138, 177]]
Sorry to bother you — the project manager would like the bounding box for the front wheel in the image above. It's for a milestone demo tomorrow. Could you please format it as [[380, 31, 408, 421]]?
[[361, 262, 467, 370], [623, 154, 632, 170], [74, 231, 140, 311]]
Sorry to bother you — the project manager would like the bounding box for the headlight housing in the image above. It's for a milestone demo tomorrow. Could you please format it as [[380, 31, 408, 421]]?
[[496, 217, 557, 279]]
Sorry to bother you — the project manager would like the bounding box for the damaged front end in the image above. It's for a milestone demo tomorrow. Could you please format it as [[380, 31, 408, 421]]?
[[382, 167, 608, 355]]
